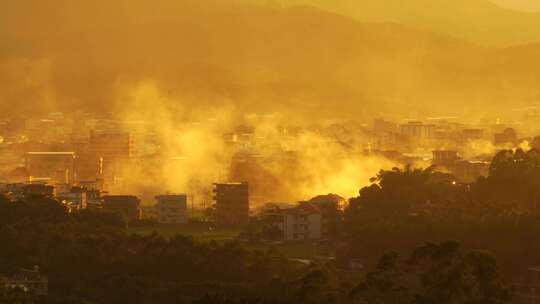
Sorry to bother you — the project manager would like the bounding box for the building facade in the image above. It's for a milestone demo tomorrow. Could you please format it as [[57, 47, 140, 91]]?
[[0, 266, 48, 296], [24, 152, 75, 184], [263, 203, 322, 241], [155, 194, 188, 224], [282, 203, 322, 241], [400, 121, 435, 146], [102, 195, 141, 222], [213, 182, 249, 226], [432, 150, 460, 168]]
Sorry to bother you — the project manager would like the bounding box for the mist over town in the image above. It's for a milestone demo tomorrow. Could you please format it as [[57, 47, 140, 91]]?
[[2, 1, 540, 303]]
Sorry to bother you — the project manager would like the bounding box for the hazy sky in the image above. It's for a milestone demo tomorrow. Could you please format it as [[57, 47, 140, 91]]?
[[491, 0, 540, 11], [2, 0, 540, 119]]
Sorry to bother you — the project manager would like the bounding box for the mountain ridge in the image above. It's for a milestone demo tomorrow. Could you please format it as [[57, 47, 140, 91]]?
[[0, 1, 539, 119], [250, 0, 540, 47]]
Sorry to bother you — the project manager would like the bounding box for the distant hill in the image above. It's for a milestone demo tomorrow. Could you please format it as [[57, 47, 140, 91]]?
[[0, 0, 539, 119], [251, 0, 540, 47]]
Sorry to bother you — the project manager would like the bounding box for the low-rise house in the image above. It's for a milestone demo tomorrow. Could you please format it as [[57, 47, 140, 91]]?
[[263, 202, 322, 241], [102, 195, 141, 222], [155, 194, 188, 224], [2, 183, 26, 201], [85, 188, 104, 210], [3, 183, 55, 201], [24, 183, 55, 199], [432, 150, 460, 168], [0, 266, 48, 296], [494, 128, 518, 146], [309, 194, 345, 239], [283, 203, 322, 241], [57, 186, 88, 213], [452, 160, 489, 183]]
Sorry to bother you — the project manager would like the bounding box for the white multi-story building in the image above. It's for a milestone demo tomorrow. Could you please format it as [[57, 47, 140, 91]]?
[[265, 203, 322, 241]]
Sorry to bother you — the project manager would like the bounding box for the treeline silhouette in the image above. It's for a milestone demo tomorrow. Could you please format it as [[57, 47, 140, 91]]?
[[343, 149, 540, 279], [0, 195, 298, 303]]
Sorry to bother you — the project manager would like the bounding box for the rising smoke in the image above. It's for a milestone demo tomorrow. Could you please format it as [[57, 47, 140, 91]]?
[[110, 81, 396, 205]]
